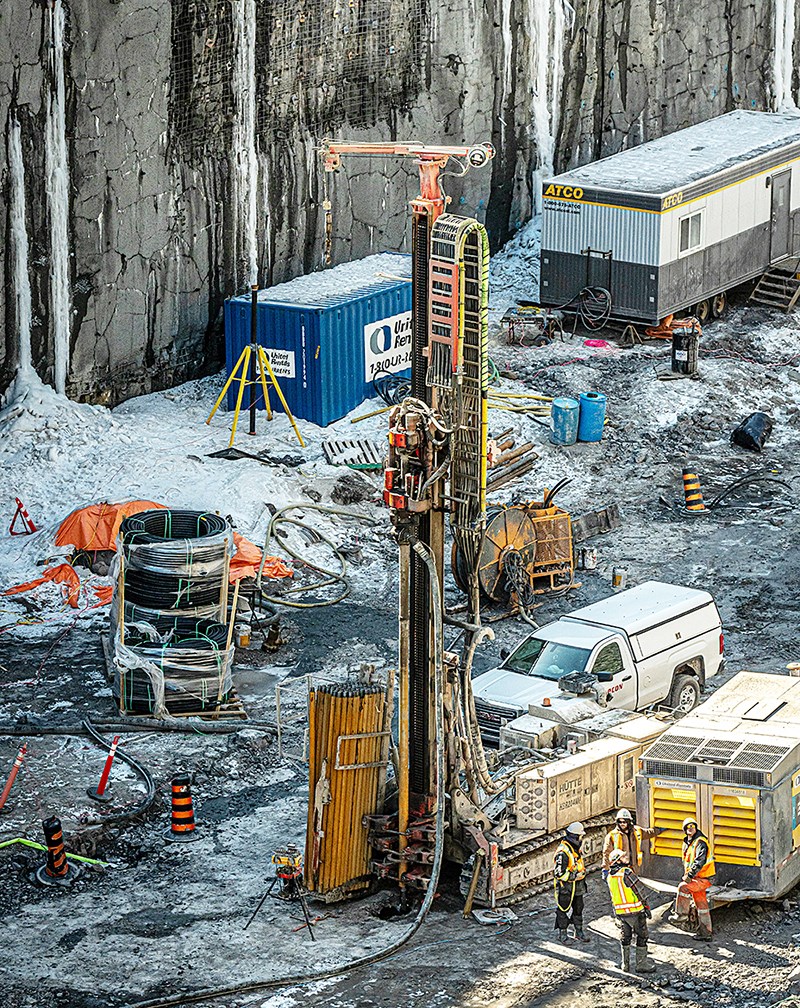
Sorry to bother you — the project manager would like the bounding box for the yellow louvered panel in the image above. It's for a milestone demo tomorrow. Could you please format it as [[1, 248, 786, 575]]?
[[651, 785, 697, 857], [712, 791, 760, 867]]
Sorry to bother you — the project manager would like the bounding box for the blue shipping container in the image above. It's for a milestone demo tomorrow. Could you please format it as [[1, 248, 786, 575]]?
[[224, 253, 412, 427]]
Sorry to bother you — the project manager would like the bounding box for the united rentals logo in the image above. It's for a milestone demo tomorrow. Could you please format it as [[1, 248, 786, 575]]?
[[544, 184, 584, 200]]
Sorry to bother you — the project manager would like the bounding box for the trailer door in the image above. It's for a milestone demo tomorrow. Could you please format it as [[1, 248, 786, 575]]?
[[770, 170, 792, 263]]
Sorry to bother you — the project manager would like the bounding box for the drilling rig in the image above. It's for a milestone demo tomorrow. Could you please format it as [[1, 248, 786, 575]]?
[[311, 140, 671, 907]]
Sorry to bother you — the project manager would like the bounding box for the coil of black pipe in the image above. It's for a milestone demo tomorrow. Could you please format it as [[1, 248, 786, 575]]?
[[120, 509, 228, 545], [122, 568, 223, 608]]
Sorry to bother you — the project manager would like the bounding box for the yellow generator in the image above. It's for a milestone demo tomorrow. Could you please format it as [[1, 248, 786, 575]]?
[[636, 671, 800, 902]]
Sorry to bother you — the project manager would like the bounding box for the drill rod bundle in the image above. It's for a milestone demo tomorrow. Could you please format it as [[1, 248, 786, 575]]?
[[305, 683, 390, 902]]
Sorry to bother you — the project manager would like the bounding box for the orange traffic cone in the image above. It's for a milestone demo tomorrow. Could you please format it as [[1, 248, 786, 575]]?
[[35, 817, 82, 886], [9, 498, 38, 535], [682, 469, 706, 512], [165, 774, 199, 842]]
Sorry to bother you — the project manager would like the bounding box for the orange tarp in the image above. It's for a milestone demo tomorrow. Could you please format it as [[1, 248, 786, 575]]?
[[54, 500, 166, 553], [5, 563, 82, 608], [230, 531, 292, 583]]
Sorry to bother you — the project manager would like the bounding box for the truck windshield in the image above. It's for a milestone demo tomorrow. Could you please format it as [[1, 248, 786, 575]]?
[[503, 637, 592, 681]]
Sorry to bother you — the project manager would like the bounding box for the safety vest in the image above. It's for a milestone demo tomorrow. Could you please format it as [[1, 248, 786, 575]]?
[[608, 868, 644, 915], [611, 825, 643, 866], [683, 835, 715, 879], [556, 840, 586, 882]]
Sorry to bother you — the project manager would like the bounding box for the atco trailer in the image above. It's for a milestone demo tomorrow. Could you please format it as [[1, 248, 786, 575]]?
[[539, 111, 800, 324], [636, 671, 800, 903]]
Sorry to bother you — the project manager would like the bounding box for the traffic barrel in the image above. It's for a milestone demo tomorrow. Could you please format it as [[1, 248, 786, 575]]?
[[35, 817, 81, 886], [682, 468, 706, 512], [165, 774, 199, 842]]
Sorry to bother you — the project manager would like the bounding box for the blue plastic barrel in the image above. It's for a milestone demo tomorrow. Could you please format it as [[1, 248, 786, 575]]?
[[577, 392, 607, 442], [550, 397, 580, 445]]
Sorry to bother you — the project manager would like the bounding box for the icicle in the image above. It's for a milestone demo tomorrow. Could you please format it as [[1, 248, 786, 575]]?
[[529, 0, 574, 214], [8, 119, 33, 377], [234, 0, 259, 288], [45, 0, 72, 395], [773, 0, 798, 111]]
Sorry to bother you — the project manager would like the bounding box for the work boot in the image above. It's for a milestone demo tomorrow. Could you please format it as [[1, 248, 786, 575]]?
[[693, 927, 713, 942], [558, 928, 571, 944], [635, 947, 656, 973], [573, 924, 591, 944], [620, 946, 632, 973]]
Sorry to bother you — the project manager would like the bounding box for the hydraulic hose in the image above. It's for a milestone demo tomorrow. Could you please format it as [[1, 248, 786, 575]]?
[[128, 544, 448, 1008], [255, 504, 379, 609]]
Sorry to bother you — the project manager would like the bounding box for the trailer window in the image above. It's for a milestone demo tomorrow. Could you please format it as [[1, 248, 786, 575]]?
[[679, 211, 703, 254], [503, 637, 591, 681], [592, 642, 624, 677]]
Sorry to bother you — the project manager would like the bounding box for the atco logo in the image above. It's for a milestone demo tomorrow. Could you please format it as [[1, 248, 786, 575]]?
[[544, 184, 584, 200], [663, 191, 684, 209], [368, 324, 393, 356]]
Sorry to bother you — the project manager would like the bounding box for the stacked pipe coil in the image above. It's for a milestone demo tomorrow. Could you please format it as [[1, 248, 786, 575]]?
[[112, 510, 233, 716]]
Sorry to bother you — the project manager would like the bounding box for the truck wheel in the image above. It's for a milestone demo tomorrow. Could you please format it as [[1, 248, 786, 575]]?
[[711, 292, 727, 319], [693, 299, 711, 324], [670, 674, 700, 713]]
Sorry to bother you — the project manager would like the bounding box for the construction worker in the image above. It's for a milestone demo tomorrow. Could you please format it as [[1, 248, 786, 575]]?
[[670, 816, 715, 941], [606, 848, 657, 974], [602, 808, 664, 876], [553, 821, 590, 944]]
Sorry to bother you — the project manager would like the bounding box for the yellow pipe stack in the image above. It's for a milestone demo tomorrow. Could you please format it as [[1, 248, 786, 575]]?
[[305, 683, 388, 902]]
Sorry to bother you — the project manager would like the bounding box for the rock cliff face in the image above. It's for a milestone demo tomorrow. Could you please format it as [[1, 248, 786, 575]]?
[[1, 0, 797, 403]]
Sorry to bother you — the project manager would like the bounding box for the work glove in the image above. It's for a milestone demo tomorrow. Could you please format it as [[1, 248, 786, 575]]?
[[601, 869, 609, 881], [644, 905, 652, 920], [655, 826, 668, 835]]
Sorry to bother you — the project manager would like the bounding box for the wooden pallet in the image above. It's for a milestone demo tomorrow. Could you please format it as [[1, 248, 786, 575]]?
[[323, 438, 385, 470]]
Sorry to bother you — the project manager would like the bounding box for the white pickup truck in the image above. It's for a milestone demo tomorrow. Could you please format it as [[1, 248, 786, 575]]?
[[473, 581, 724, 745]]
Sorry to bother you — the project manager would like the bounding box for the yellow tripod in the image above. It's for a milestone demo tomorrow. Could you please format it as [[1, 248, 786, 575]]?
[[206, 342, 305, 448]]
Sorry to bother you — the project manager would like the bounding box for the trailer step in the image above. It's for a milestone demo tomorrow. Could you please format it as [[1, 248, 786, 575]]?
[[750, 257, 800, 312]]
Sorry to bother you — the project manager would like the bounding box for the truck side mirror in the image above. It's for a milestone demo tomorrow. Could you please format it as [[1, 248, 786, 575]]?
[[500, 647, 510, 660], [596, 672, 614, 683]]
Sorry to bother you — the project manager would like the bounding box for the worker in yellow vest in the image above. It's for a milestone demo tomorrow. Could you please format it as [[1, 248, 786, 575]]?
[[553, 821, 590, 944], [602, 808, 664, 876], [606, 848, 656, 974], [670, 816, 716, 941]]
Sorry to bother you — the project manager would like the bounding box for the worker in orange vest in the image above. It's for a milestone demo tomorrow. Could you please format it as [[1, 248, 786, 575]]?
[[602, 808, 664, 876], [606, 848, 656, 974], [670, 816, 716, 941], [553, 821, 590, 944]]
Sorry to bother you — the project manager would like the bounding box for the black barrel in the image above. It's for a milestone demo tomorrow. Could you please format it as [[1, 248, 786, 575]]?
[[671, 321, 700, 375]]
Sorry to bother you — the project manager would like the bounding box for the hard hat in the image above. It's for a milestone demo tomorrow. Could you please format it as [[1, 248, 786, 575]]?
[[682, 817, 698, 830], [566, 821, 586, 837], [609, 849, 628, 865], [615, 808, 633, 821]]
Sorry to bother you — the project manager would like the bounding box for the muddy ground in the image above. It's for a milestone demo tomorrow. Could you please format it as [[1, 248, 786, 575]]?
[[1, 296, 799, 1008]]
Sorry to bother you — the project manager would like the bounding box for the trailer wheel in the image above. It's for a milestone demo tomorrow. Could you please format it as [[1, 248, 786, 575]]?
[[711, 292, 728, 319], [693, 299, 711, 324], [670, 674, 701, 713]]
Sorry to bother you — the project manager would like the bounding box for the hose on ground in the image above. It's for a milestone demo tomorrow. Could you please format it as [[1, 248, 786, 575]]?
[[0, 718, 276, 736], [81, 720, 157, 824], [128, 544, 448, 1008], [706, 473, 790, 510], [255, 504, 379, 609]]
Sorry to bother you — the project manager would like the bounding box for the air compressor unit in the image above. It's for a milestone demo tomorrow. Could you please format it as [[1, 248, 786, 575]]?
[[539, 110, 800, 324], [636, 671, 800, 903]]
